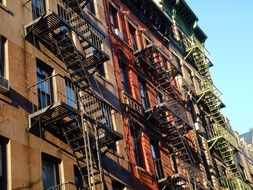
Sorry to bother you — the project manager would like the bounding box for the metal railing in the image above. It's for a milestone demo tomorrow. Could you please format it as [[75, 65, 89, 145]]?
[[153, 158, 164, 180], [179, 77, 196, 95], [208, 123, 239, 150], [27, 74, 78, 113], [46, 181, 85, 190], [121, 91, 144, 116], [82, 91, 115, 130]]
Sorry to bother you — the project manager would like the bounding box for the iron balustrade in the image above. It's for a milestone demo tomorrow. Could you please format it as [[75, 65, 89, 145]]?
[[121, 90, 144, 116], [45, 181, 85, 190], [27, 74, 78, 113]]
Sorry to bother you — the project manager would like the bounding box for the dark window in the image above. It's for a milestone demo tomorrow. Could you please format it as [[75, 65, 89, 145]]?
[[151, 140, 164, 179], [171, 153, 178, 173], [112, 180, 125, 190], [36, 60, 53, 109], [87, 0, 95, 14], [102, 107, 113, 129], [0, 137, 8, 190], [0, 35, 6, 77], [42, 154, 60, 190], [32, 0, 46, 20], [138, 78, 149, 109], [109, 4, 119, 31], [130, 124, 145, 168], [118, 51, 130, 94], [57, 4, 70, 21], [97, 63, 105, 76], [128, 24, 138, 51], [74, 165, 87, 190], [65, 79, 77, 109]]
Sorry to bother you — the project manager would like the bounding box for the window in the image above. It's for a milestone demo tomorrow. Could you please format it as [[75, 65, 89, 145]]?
[[138, 78, 149, 110], [118, 51, 130, 94], [86, 0, 95, 14], [42, 154, 60, 190], [130, 124, 145, 168], [109, 4, 119, 31], [97, 63, 105, 76], [151, 140, 164, 179], [36, 60, 53, 109], [0, 35, 6, 77], [0, 137, 8, 190], [32, 0, 46, 20], [74, 165, 87, 189], [171, 153, 178, 173], [112, 180, 125, 190], [128, 24, 138, 51], [65, 79, 77, 109]]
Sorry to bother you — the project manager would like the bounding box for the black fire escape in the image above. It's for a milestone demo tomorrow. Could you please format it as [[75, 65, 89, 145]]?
[[24, 1, 122, 189], [134, 42, 205, 189]]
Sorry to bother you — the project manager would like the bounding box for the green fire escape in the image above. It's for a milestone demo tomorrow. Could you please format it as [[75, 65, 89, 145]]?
[[184, 36, 251, 190]]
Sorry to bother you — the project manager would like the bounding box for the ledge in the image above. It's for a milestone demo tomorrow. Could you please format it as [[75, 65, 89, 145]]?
[[0, 3, 14, 16], [136, 166, 153, 177]]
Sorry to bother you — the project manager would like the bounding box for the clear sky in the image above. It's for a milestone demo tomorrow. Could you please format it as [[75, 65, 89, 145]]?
[[186, 0, 253, 135]]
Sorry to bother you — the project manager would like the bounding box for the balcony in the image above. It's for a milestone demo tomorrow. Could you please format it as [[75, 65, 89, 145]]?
[[231, 177, 253, 190], [27, 74, 122, 146], [207, 124, 239, 150], [45, 181, 85, 190], [121, 91, 144, 116], [178, 77, 196, 95], [0, 75, 9, 93], [24, 2, 109, 74]]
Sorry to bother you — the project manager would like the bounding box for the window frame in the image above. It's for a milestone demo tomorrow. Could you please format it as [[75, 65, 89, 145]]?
[[109, 3, 119, 31], [138, 77, 149, 110], [118, 51, 130, 94], [0, 137, 8, 190], [42, 153, 60, 190], [0, 35, 6, 78], [36, 59, 54, 110], [65, 78, 78, 109], [130, 124, 145, 169], [86, 0, 96, 15], [128, 23, 138, 51], [32, 0, 46, 20], [150, 139, 164, 180]]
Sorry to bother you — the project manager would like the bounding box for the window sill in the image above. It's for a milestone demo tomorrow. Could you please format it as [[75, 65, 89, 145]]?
[[135, 166, 153, 177], [0, 3, 14, 16], [110, 29, 133, 51], [95, 73, 114, 86]]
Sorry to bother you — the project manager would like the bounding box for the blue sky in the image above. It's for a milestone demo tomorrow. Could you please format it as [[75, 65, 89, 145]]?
[[186, 0, 253, 135]]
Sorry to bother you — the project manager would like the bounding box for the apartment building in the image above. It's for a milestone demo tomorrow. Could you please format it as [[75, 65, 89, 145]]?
[[0, 0, 130, 189], [103, 0, 253, 189], [1, 0, 253, 190]]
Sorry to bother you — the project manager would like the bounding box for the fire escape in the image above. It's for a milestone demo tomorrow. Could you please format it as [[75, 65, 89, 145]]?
[[24, 1, 122, 189], [134, 41, 205, 189], [184, 37, 251, 190]]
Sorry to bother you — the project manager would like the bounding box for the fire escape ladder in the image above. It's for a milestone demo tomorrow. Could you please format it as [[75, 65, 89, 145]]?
[[184, 37, 248, 189], [217, 141, 240, 177], [24, 4, 121, 189], [62, 0, 90, 14], [53, 32, 103, 189], [167, 123, 194, 167]]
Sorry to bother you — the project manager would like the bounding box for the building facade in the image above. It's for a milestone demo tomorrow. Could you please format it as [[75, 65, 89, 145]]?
[[0, 0, 253, 190]]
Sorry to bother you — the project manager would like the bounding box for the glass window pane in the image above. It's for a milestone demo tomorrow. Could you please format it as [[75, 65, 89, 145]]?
[[42, 157, 59, 189]]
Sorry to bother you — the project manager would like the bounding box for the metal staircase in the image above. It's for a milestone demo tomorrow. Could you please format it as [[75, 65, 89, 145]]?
[[183, 37, 249, 189], [135, 43, 205, 189], [25, 1, 122, 190]]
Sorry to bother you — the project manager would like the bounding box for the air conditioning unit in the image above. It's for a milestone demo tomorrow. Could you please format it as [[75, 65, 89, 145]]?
[[0, 76, 9, 93], [114, 28, 124, 40]]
